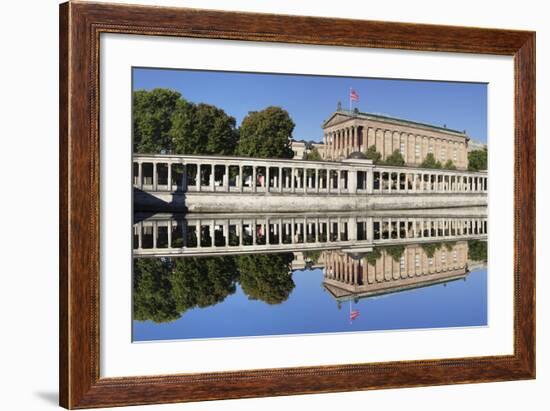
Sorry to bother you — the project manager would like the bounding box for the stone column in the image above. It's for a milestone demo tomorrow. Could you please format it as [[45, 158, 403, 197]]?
[[279, 167, 283, 192], [252, 219, 257, 245], [209, 221, 215, 247], [167, 220, 172, 248], [196, 164, 201, 192], [137, 222, 142, 249], [366, 168, 374, 194], [266, 166, 271, 193], [238, 165, 243, 192], [291, 168, 296, 192], [388, 172, 392, 193], [348, 169, 357, 193], [315, 169, 319, 193], [209, 165, 215, 192], [252, 166, 257, 193], [137, 161, 143, 189], [152, 163, 158, 191], [223, 165, 229, 192], [167, 163, 172, 191]]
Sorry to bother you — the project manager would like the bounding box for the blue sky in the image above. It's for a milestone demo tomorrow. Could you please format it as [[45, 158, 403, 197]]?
[[133, 67, 488, 144], [133, 266, 487, 342]]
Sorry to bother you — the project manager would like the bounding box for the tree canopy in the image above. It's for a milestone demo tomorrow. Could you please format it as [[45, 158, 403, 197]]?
[[169, 101, 238, 155], [133, 90, 297, 159], [133, 258, 180, 323], [133, 253, 296, 322], [133, 88, 182, 154], [420, 153, 443, 169], [237, 253, 295, 305], [443, 159, 457, 170], [383, 150, 405, 166], [468, 149, 488, 171], [236, 106, 295, 159], [304, 147, 322, 161], [365, 145, 382, 164], [383, 245, 405, 262], [468, 240, 487, 262], [133, 256, 239, 323]]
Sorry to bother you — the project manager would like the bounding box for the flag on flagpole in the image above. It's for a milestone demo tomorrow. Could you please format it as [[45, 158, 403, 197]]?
[[350, 310, 360, 321], [350, 89, 359, 102]]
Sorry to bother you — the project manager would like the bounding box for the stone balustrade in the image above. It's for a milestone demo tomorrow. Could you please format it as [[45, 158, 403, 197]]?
[[132, 153, 488, 196], [133, 214, 487, 257]]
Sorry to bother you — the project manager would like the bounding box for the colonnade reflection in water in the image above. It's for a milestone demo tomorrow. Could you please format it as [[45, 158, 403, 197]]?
[[132, 210, 488, 328]]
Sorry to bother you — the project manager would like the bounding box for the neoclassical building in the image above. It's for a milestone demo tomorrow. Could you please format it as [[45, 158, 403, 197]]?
[[322, 106, 470, 170]]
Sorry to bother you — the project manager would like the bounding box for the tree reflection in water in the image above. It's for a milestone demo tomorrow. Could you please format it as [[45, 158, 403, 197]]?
[[134, 241, 488, 324], [133, 253, 294, 323]]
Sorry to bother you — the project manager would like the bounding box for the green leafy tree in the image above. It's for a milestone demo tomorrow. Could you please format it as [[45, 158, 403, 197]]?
[[383, 245, 405, 262], [170, 256, 239, 312], [304, 147, 322, 161], [365, 248, 382, 266], [303, 250, 321, 263], [236, 107, 295, 159], [382, 150, 405, 166], [468, 149, 488, 171], [443, 160, 457, 170], [365, 145, 382, 164], [468, 240, 488, 262], [133, 257, 239, 323], [421, 153, 443, 169], [444, 241, 457, 251], [421, 242, 443, 258], [170, 101, 238, 155], [133, 258, 179, 323], [237, 253, 295, 304], [133, 88, 181, 153]]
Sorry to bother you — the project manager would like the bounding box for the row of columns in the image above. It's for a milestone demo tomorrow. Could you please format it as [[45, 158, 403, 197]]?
[[133, 160, 487, 195], [324, 242, 468, 286], [373, 217, 487, 240], [324, 126, 361, 159], [133, 217, 364, 250], [133, 216, 486, 252], [133, 160, 364, 194], [373, 169, 488, 193], [324, 127, 467, 169]]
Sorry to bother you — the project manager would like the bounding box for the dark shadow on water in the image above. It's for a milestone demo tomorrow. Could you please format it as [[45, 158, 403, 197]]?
[[34, 391, 58, 406], [133, 187, 187, 223]]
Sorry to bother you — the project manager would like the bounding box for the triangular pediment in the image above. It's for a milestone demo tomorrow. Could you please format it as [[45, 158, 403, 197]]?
[[322, 112, 353, 128]]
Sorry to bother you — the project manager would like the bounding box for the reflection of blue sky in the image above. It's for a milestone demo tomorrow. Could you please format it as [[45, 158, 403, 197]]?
[[133, 268, 487, 342], [133, 68, 488, 143]]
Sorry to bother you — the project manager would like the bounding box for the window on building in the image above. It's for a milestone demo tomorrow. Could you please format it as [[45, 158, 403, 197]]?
[[400, 142, 405, 155], [415, 144, 420, 158], [428, 145, 433, 153], [453, 148, 457, 161], [441, 147, 446, 161]]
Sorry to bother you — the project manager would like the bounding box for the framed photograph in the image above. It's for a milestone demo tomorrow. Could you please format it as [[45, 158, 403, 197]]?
[[59, 1, 535, 408]]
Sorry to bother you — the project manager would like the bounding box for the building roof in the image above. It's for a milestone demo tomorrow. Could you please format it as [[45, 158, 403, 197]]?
[[322, 108, 468, 138]]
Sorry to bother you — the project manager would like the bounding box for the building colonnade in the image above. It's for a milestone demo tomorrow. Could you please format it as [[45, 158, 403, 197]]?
[[132, 154, 487, 195]]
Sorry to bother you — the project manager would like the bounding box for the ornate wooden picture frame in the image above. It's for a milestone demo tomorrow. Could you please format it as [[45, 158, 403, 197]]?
[[59, 1, 535, 408]]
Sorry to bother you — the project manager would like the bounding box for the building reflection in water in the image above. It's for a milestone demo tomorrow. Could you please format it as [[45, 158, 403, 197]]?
[[132, 209, 487, 328]]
